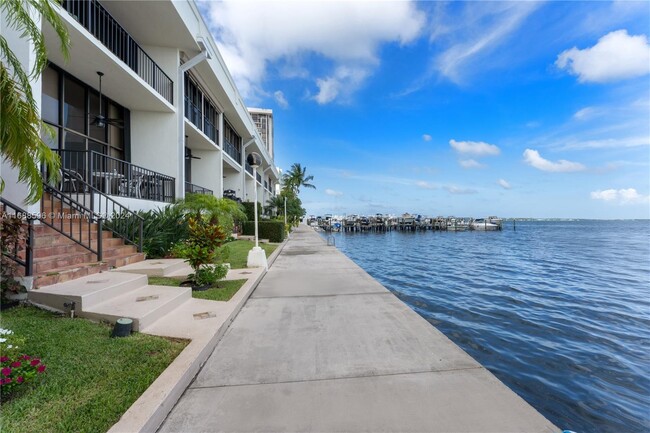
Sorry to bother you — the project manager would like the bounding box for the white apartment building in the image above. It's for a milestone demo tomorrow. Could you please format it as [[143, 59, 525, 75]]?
[[2, 0, 278, 216]]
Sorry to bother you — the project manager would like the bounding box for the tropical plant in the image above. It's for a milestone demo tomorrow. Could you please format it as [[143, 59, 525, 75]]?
[[0, 215, 28, 301], [1, 0, 70, 203], [282, 163, 316, 195], [0, 328, 47, 399], [175, 194, 247, 234]]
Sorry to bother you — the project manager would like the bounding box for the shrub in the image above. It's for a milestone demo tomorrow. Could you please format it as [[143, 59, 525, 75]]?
[[241, 202, 262, 222], [189, 264, 229, 287], [0, 215, 27, 301], [242, 221, 285, 243], [0, 328, 46, 399]]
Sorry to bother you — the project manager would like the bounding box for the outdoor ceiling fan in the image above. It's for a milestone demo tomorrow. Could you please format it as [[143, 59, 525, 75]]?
[[90, 71, 124, 128]]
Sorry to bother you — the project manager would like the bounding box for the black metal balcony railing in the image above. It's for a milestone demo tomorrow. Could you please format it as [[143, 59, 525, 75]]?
[[256, 172, 262, 184], [62, 0, 173, 104], [185, 182, 213, 195], [264, 180, 268, 190], [54, 150, 176, 203], [245, 163, 253, 176], [223, 138, 241, 163]]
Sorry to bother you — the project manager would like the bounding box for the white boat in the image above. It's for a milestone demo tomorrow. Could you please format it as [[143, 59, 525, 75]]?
[[447, 217, 469, 231], [470, 218, 500, 231]]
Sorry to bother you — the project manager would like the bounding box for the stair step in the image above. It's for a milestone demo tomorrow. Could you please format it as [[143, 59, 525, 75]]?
[[32, 262, 110, 288], [32, 238, 124, 257], [34, 251, 98, 273], [106, 253, 146, 268], [83, 284, 192, 331], [115, 259, 188, 277], [30, 271, 148, 311]]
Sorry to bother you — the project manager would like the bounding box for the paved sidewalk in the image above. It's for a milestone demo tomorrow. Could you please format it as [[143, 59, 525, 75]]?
[[159, 225, 557, 432]]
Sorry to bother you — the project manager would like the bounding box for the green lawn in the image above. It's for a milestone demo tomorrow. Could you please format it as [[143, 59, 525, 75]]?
[[0, 306, 187, 433], [219, 240, 278, 269], [148, 276, 246, 302]]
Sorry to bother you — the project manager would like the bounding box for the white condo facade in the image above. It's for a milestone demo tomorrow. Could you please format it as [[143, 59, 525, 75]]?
[[2, 0, 278, 216]]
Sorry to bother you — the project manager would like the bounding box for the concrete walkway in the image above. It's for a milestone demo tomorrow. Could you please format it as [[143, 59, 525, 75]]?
[[159, 226, 557, 433]]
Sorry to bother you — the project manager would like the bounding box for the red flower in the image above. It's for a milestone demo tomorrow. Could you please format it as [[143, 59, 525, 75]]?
[[21, 355, 31, 360], [0, 356, 8, 362], [37, 365, 46, 373], [16, 376, 24, 384], [0, 378, 5, 385], [10, 361, 21, 368], [1, 368, 11, 377], [30, 359, 40, 367], [4, 378, 11, 384]]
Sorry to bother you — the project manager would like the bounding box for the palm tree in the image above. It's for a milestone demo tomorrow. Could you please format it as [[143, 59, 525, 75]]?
[[282, 163, 316, 195], [1, 0, 70, 203]]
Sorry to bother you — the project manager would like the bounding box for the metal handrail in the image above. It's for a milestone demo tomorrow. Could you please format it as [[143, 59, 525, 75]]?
[[0, 198, 35, 276], [46, 176, 144, 252], [41, 183, 103, 261], [224, 138, 242, 163], [184, 182, 213, 195], [54, 150, 175, 203], [61, 0, 173, 104]]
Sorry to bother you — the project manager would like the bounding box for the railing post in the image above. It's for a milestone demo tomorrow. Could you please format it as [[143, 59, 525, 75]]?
[[25, 217, 34, 277], [97, 218, 103, 262], [138, 219, 143, 253]]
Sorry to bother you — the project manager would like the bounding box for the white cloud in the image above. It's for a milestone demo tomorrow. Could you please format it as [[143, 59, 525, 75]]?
[[559, 136, 650, 150], [422, 134, 432, 142], [556, 30, 650, 83], [313, 66, 369, 105], [523, 149, 586, 172], [201, 1, 425, 102], [416, 181, 436, 190], [573, 107, 598, 120], [273, 90, 289, 108], [591, 188, 650, 204], [498, 179, 511, 189], [445, 185, 478, 195], [431, 2, 540, 83], [325, 189, 343, 197], [459, 159, 484, 169], [450, 139, 500, 156]]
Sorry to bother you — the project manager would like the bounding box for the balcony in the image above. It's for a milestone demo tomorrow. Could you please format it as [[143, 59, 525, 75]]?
[[54, 150, 176, 203], [185, 182, 213, 195], [224, 138, 241, 163], [256, 172, 262, 184], [62, 0, 173, 104], [245, 163, 253, 176]]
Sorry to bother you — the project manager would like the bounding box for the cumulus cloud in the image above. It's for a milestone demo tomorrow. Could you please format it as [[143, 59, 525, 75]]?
[[523, 149, 586, 172], [201, 1, 425, 102], [422, 134, 432, 142], [591, 188, 650, 204], [450, 139, 500, 156], [459, 159, 484, 169], [498, 179, 511, 189], [556, 30, 650, 83], [313, 66, 369, 104], [325, 189, 343, 197], [273, 91, 289, 108]]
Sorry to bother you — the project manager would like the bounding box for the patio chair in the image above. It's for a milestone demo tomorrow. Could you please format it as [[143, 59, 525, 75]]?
[[118, 174, 143, 198]]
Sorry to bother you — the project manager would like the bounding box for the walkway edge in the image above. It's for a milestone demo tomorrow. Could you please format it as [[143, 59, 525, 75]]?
[[108, 238, 288, 433]]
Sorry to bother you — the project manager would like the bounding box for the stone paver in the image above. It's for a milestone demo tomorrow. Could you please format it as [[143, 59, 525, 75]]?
[[159, 225, 557, 433]]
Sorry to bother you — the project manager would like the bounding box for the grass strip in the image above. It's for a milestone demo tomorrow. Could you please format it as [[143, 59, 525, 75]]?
[[0, 306, 187, 433], [147, 277, 247, 302], [219, 240, 278, 269]]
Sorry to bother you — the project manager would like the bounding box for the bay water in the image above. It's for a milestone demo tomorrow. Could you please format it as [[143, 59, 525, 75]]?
[[321, 220, 650, 433]]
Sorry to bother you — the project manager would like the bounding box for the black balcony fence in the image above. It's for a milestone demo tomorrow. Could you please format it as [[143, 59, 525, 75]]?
[[62, 0, 173, 104], [224, 138, 241, 163], [53, 150, 175, 203], [185, 182, 213, 195], [245, 162, 253, 176], [256, 172, 262, 183]]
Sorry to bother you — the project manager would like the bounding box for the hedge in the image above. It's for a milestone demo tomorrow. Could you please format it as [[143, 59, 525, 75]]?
[[242, 202, 262, 221], [242, 221, 285, 243]]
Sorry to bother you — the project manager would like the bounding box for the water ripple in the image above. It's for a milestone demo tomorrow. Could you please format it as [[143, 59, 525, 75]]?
[[324, 220, 650, 433]]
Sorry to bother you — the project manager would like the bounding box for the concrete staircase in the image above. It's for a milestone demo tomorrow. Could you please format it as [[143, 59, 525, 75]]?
[[29, 195, 145, 287], [29, 271, 191, 331]]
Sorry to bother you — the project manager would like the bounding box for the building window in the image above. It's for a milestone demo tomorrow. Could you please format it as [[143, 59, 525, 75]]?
[[185, 72, 220, 144], [42, 64, 128, 161], [223, 119, 242, 162]]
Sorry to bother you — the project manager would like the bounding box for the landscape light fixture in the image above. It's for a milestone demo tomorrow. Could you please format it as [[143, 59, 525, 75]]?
[[246, 152, 268, 269]]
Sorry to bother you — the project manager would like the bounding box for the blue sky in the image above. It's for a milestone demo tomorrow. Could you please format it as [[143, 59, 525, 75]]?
[[199, 1, 650, 219]]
